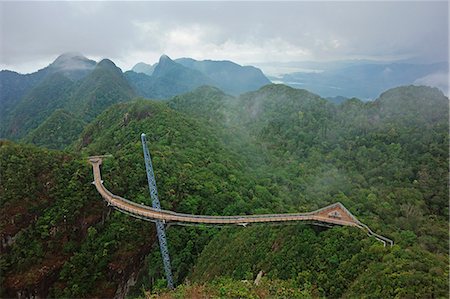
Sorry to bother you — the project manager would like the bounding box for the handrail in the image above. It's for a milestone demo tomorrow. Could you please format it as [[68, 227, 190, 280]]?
[[88, 156, 393, 246]]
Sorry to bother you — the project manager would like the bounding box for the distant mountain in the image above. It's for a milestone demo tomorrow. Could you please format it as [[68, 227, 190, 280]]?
[[0, 53, 96, 136], [132, 62, 156, 76], [267, 61, 449, 99], [1, 56, 135, 141], [125, 55, 214, 99], [128, 55, 270, 97], [46, 52, 96, 80], [175, 58, 271, 95], [66, 59, 136, 122], [373, 85, 448, 125], [153, 55, 214, 85]]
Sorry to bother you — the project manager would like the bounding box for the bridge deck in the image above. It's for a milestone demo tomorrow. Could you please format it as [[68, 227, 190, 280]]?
[[88, 156, 393, 246]]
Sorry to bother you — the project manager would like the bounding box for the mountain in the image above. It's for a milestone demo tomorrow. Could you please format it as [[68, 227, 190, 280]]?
[[125, 55, 214, 99], [1, 53, 269, 146], [374, 85, 448, 124], [65, 59, 136, 122], [0, 52, 95, 115], [128, 55, 271, 98], [175, 57, 271, 95], [46, 52, 96, 80], [1, 57, 136, 143], [1, 97, 262, 297], [0, 53, 97, 139], [23, 109, 86, 150], [152, 55, 215, 89], [132, 62, 156, 76]]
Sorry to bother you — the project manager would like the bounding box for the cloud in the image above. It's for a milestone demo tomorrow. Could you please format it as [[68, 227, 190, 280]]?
[[414, 72, 449, 96], [0, 1, 448, 73]]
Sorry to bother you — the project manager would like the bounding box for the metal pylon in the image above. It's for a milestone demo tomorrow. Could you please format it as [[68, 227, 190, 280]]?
[[141, 133, 174, 289]]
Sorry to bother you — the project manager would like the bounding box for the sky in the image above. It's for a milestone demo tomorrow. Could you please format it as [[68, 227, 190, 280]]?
[[0, 1, 448, 74]]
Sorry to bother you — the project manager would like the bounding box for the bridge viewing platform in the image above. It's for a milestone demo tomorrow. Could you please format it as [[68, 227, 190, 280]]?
[[88, 156, 393, 246]]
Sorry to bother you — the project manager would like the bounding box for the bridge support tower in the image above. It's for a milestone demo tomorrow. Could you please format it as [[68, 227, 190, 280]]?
[[141, 133, 174, 289]]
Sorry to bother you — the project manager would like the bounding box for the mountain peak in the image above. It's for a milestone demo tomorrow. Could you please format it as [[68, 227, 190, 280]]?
[[47, 52, 96, 80], [152, 55, 181, 78], [97, 58, 117, 68], [96, 59, 123, 74], [158, 54, 175, 66], [159, 54, 172, 61], [54, 52, 84, 60], [50, 52, 95, 71]]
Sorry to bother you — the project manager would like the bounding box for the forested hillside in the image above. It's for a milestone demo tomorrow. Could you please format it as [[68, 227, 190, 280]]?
[[0, 53, 96, 138], [0, 53, 270, 149], [23, 109, 86, 150], [157, 84, 450, 298], [1, 84, 448, 298], [0, 55, 135, 142]]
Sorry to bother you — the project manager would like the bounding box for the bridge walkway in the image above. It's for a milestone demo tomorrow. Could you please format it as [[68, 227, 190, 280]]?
[[88, 156, 393, 246]]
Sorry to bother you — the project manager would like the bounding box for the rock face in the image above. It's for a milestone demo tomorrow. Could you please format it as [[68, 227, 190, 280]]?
[[111, 230, 157, 299], [254, 270, 264, 285]]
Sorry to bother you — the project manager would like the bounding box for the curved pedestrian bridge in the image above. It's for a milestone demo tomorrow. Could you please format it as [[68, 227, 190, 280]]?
[[88, 156, 393, 246]]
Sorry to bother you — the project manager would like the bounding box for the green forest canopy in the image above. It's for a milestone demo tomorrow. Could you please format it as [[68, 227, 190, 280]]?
[[1, 84, 448, 298]]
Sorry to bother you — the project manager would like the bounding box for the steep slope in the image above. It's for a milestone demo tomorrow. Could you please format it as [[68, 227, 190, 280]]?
[[0, 53, 97, 140], [23, 109, 86, 150], [0, 141, 106, 298], [0, 70, 46, 125], [0, 53, 95, 122], [2, 58, 136, 145], [1, 73, 75, 139], [65, 59, 136, 122], [176, 57, 271, 95]]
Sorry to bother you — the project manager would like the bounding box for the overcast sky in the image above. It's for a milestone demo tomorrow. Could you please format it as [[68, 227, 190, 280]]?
[[0, 1, 448, 74]]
